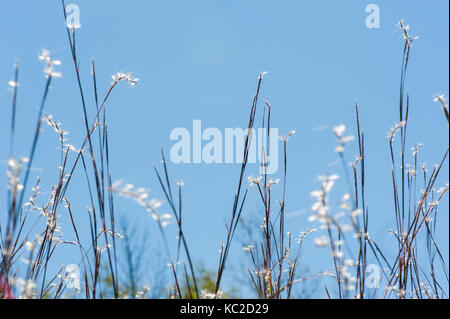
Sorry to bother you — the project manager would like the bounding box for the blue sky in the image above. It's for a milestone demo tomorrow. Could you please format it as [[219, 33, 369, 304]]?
[[0, 1, 448, 297]]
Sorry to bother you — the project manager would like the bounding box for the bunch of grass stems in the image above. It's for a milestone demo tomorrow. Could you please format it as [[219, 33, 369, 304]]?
[[0, 1, 448, 299]]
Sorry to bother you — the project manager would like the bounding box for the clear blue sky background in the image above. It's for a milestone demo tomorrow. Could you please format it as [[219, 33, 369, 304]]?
[[0, 1, 448, 297]]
